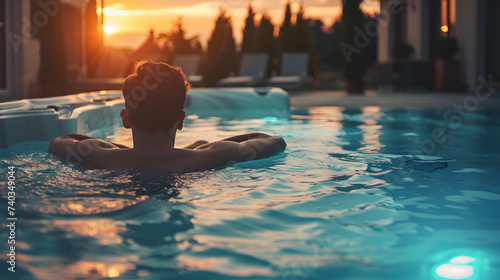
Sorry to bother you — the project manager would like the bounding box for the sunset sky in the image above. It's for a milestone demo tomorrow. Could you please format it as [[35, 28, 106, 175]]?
[[100, 0, 380, 49]]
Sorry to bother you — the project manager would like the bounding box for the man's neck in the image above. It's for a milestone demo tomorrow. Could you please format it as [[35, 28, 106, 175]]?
[[131, 129, 176, 151]]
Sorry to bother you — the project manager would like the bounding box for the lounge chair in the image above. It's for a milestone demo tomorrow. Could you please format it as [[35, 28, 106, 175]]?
[[218, 53, 269, 87], [172, 54, 203, 85], [267, 53, 308, 89]]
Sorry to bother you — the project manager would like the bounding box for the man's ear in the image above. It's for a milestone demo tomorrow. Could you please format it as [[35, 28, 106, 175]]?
[[120, 108, 132, 129], [176, 110, 186, 130]]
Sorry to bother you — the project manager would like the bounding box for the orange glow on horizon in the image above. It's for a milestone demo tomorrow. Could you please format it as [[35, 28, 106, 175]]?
[[104, 25, 115, 35], [100, 1, 381, 49]]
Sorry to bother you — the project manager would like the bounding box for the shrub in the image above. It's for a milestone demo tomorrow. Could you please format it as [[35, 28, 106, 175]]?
[[392, 42, 415, 60]]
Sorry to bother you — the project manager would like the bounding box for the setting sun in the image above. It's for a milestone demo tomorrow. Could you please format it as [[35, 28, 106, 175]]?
[[104, 25, 115, 35]]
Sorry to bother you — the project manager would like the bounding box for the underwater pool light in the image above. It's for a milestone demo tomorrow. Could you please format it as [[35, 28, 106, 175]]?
[[435, 263, 474, 279], [450, 256, 476, 265], [434, 255, 478, 280], [262, 116, 279, 121]]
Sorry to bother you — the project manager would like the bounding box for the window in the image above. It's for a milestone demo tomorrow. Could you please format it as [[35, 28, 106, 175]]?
[[392, 2, 408, 44], [440, 0, 456, 36]]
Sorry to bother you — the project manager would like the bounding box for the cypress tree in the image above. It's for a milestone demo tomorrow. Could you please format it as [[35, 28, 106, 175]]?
[[171, 17, 192, 55], [310, 19, 330, 69], [279, 1, 295, 51], [329, 20, 342, 69], [339, 0, 367, 89], [241, 3, 256, 54], [295, 4, 308, 52], [295, 3, 319, 78], [202, 9, 237, 86], [254, 13, 276, 76]]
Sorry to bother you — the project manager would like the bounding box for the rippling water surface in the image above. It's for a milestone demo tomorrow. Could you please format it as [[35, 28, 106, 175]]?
[[1, 106, 500, 280]]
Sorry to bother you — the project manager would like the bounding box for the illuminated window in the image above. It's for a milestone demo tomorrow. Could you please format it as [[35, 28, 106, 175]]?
[[441, 0, 456, 36]]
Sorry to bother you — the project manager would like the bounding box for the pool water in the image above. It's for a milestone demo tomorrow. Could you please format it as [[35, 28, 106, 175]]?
[[1, 106, 500, 280]]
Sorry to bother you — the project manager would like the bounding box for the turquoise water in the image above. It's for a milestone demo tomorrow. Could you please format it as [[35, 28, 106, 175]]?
[[1, 106, 500, 280]]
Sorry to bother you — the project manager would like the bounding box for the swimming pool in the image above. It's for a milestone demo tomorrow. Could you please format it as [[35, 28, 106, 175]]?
[[1, 105, 499, 280]]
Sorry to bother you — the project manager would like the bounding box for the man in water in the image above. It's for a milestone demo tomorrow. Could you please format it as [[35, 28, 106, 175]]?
[[48, 61, 286, 172]]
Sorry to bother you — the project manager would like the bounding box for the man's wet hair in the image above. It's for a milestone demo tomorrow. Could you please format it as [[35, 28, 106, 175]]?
[[122, 61, 191, 132]]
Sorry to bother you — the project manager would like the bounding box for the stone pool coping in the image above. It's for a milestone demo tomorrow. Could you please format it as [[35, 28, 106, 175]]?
[[290, 90, 500, 109]]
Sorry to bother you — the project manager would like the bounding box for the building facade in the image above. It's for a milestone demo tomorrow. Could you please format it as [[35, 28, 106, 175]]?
[[377, 0, 500, 92], [0, 0, 87, 100]]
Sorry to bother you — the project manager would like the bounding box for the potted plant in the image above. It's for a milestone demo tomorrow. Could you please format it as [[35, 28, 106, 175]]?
[[385, 42, 434, 91], [392, 42, 415, 60], [390, 42, 414, 90], [435, 36, 460, 91]]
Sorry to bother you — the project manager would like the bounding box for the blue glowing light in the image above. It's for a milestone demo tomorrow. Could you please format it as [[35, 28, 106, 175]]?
[[435, 263, 474, 279], [450, 256, 476, 265], [262, 117, 279, 121], [434, 255, 478, 280]]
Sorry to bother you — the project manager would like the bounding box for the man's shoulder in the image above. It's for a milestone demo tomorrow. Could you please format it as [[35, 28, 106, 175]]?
[[170, 142, 242, 171], [70, 142, 128, 168]]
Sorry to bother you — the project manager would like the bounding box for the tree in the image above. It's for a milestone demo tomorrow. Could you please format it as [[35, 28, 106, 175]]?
[[277, 2, 318, 78], [254, 13, 277, 76], [339, 0, 367, 90], [328, 20, 343, 69], [241, 3, 256, 54], [310, 19, 331, 70], [202, 9, 237, 86], [278, 0, 294, 53], [294, 4, 308, 52], [158, 18, 203, 62], [170, 17, 192, 54], [85, 0, 101, 78], [295, 3, 319, 78], [39, 0, 67, 95]]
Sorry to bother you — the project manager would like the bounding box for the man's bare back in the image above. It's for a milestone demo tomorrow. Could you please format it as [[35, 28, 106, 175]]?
[[48, 133, 286, 172]]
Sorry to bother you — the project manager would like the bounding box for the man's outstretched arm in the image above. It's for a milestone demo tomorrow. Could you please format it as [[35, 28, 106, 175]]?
[[185, 133, 286, 171], [49, 134, 128, 149], [220, 133, 273, 143], [48, 134, 127, 164], [233, 134, 286, 161]]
